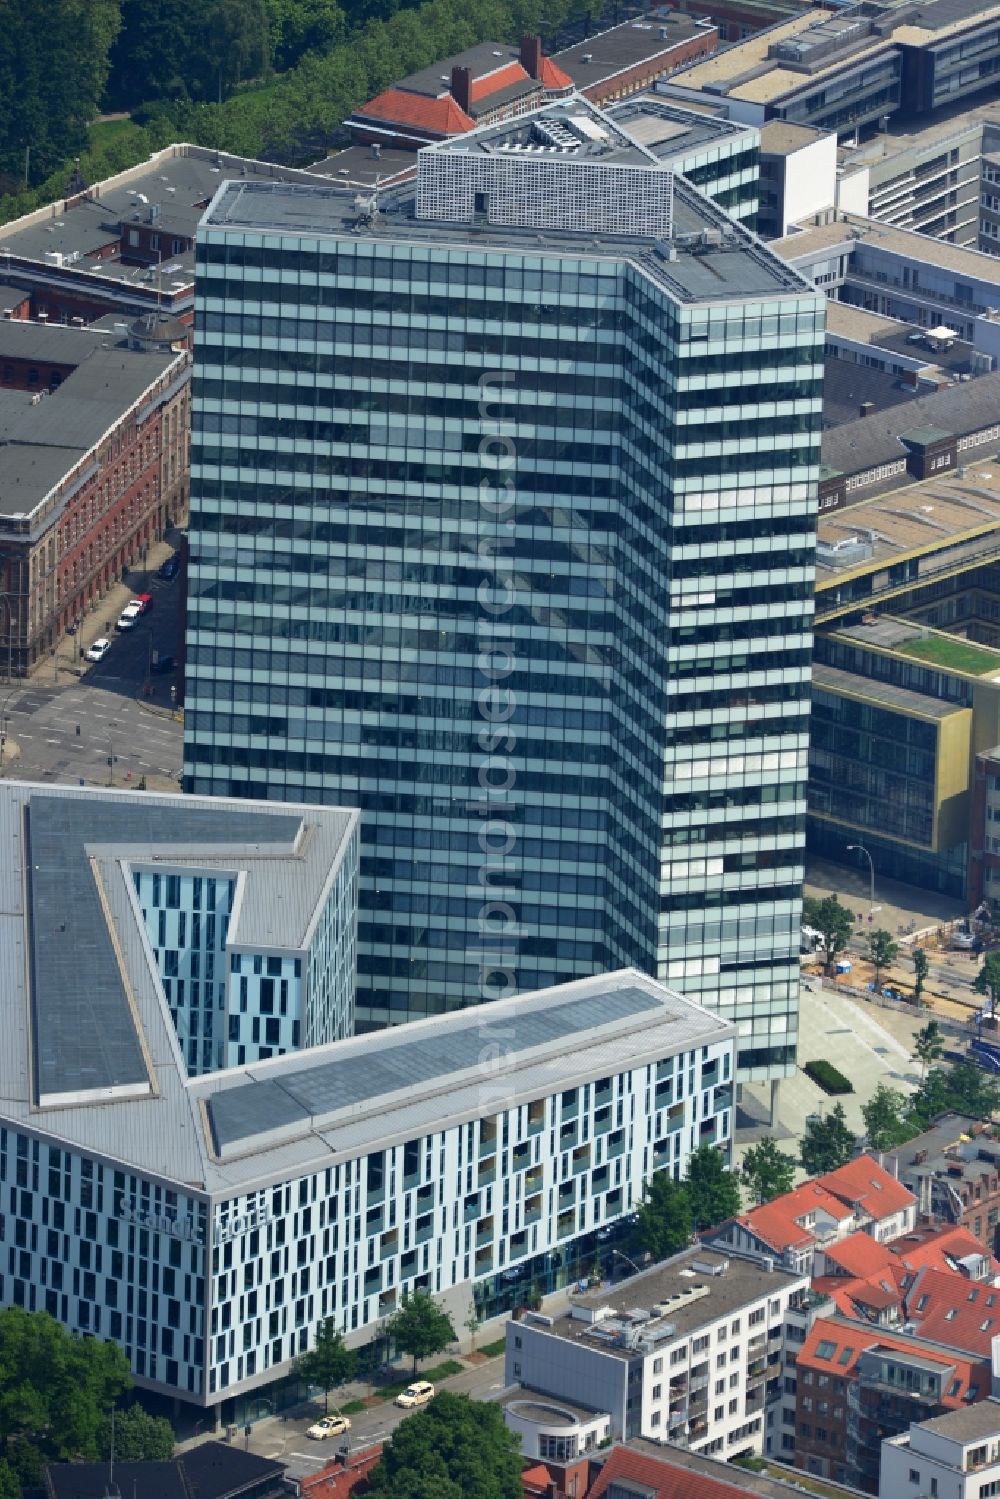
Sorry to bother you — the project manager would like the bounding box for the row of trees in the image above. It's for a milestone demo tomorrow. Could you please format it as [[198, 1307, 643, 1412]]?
[[0, 0, 602, 205], [296, 1289, 458, 1410], [0, 1307, 173, 1494]]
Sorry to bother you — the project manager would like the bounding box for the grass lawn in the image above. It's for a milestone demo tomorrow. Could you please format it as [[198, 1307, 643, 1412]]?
[[87, 117, 137, 152], [895, 634, 1000, 675], [479, 1337, 507, 1358]]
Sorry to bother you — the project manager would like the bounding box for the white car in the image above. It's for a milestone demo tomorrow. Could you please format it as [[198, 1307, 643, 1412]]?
[[116, 605, 141, 631], [85, 637, 111, 662], [306, 1413, 351, 1440], [395, 1380, 434, 1409]]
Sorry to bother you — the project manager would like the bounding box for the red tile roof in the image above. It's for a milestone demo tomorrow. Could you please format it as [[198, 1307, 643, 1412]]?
[[540, 57, 574, 90], [819, 1157, 916, 1219], [355, 88, 474, 136], [797, 1316, 988, 1402], [906, 1267, 1000, 1355], [820, 1232, 898, 1281], [590, 1447, 761, 1499], [299, 1446, 382, 1497], [469, 61, 530, 102], [890, 1224, 999, 1275], [739, 1181, 854, 1253]]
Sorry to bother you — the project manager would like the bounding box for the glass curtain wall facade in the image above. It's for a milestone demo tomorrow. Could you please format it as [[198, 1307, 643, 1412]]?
[[184, 193, 822, 1079]]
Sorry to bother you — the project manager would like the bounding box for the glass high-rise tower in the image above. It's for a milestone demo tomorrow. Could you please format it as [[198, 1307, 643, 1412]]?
[[184, 97, 824, 1081]]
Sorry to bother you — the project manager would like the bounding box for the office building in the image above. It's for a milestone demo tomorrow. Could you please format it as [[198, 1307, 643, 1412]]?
[[0, 319, 190, 676], [504, 1246, 810, 1458], [660, 0, 1000, 141], [0, 782, 735, 1415], [184, 95, 825, 1084]]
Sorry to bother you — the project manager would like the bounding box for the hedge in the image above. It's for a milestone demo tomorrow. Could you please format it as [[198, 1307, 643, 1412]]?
[[804, 1059, 854, 1096]]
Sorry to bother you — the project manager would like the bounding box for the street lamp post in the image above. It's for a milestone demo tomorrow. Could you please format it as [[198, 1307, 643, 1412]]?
[[107, 736, 114, 788], [0, 686, 17, 769], [846, 843, 876, 915]]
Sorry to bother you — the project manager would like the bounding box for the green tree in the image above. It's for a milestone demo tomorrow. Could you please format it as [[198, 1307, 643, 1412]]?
[[294, 1318, 356, 1413], [0, 0, 121, 183], [913, 947, 930, 1006], [98, 1404, 175, 1462], [800, 1103, 855, 1176], [861, 1083, 914, 1152], [0, 1308, 131, 1486], [367, 1390, 522, 1499], [868, 929, 899, 989], [388, 1291, 456, 1376], [464, 1306, 481, 1354], [635, 1171, 692, 1261], [741, 1138, 796, 1204], [684, 1143, 742, 1231], [975, 952, 1000, 1013], [802, 894, 854, 974], [914, 1018, 945, 1081]]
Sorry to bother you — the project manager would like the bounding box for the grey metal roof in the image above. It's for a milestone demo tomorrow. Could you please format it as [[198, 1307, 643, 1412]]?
[[27, 794, 305, 1103], [0, 781, 729, 1198], [912, 1399, 1000, 1441], [812, 662, 964, 719], [822, 369, 1000, 477], [207, 984, 663, 1151], [0, 338, 181, 520], [200, 162, 811, 308], [553, 15, 710, 89]]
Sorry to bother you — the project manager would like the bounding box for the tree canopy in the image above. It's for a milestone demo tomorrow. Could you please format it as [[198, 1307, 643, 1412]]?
[[975, 953, 1000, 1011], [635, 1171, 693, 1261], [388, 1291, 456, 1375], [914, 1019, 945, 1081], [98, 1404, 175, 1462], [684, 1143, 742, 1231], [741, 1138, 797, 1204], [0, 0, 120, 184], [367, 1391, 523, 1499], [0, 1308, 133, 1488], [295, 1318, 356, 1412], [868, 929, 898, 988], [861, 1083, 913, 1152], [800, 1103, 855, 1176], [802, 895, 854, 972]]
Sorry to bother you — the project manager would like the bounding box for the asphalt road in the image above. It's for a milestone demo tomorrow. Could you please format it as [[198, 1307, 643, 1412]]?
[[244, 1358, 509, 1482], [0, 567, 184, 790]]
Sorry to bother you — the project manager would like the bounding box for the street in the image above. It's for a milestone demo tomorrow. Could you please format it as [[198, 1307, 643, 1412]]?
[[242, 1356, 509, 1483], [0, 561, 184, 791]]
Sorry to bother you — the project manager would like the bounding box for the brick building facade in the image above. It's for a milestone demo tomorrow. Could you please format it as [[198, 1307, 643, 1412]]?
[[0, 322, 189, 675]]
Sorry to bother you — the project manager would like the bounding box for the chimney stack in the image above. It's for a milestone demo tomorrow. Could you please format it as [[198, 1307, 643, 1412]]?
[[451, 65, 472, 113], [520, 33, 543, 79], [860, 400, 875, 418]]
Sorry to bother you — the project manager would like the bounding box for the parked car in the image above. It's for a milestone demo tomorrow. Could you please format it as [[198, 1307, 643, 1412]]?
[[131, 593, 154, 615], [86, 637, 111, 662], [150, 654, 176, 675], [116, 605, 141, 631], [395, 1381, 434, 1409], [306, 1414, 351, 1440], [157, 555, 180, 580]]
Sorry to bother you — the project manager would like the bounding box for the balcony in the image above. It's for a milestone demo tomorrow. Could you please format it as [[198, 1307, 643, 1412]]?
[[525, 1169, 543, 1195], [524, 1194, 542, 1227], [479, 1160, 496, 1189], [475, 1247, 493, 1275], [476, 1217, 494, 1248]]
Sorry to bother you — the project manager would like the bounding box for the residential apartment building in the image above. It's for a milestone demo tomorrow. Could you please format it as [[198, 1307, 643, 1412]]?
[[183, 94, 825, 1083], [882, 1401, 1000, 1499], [795, 1317, 992, 1491], [504, 1247, 810, 1459], [0, 319, 189, 676], [0, 779, 736, 1418], [704, 1156, 917, 1273]]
